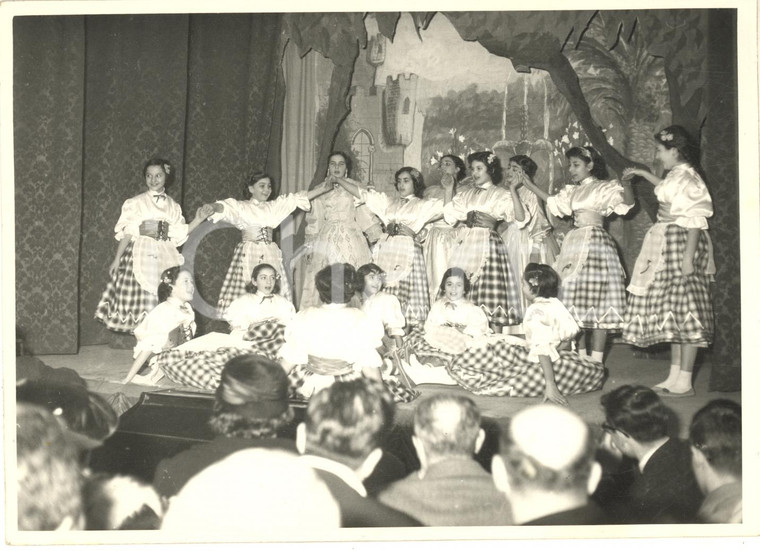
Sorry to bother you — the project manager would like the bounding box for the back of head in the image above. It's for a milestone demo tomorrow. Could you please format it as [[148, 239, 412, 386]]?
[[500, 404, 595, 494], [600, 385, 670, 442], [315, 263, 357, 304], [210, 354, 293, 439], [523, 263, 560, 299], [157, 266, 182, 303], [16, 403, 83, 530], [414, 394, 481, 459], [161, 448, 340, 536], [83, 473, 163, 530], [689, 399, 741, 478], [304, 379, 393, 467]]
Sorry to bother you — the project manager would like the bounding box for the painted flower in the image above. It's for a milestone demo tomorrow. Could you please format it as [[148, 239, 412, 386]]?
[[448, 128, 457, 136], [458, 135, 465, 143], [572, 132, 579, 140], [430, 156, 438, 166]]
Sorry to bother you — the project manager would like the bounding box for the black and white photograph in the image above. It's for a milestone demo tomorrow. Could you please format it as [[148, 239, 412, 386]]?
[[2, 0, 757, 545]]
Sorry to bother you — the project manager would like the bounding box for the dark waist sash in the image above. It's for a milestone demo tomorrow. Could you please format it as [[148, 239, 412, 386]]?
[[139, 220, 171, 241], [465, 210, 499, 230], [573, 210, 604, 228], [386, 221, 416, 238], [242, 226, 274, 243]]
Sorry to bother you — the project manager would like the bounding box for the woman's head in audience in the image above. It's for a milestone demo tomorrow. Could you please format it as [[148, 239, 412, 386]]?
[[440, 267, 471, 301], [356, 263, 385, 298], [83, 473, 163, 530], [244, 263, 280, 295], [394, 167, 425, 198], [316, 263, 357, 305], [600, 385, 671, 448], [209, 354, 293, 439], [158, 267, 194, 303], [243, 170, 274, 202], [523, 263, 560, 301]]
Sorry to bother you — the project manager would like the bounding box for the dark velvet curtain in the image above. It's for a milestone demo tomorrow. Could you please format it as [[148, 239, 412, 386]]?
[[14, 13, 284, 354]]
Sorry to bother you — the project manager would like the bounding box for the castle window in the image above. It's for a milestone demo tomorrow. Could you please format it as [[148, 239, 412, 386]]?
[[351, 129, 374, 185], [402, 97, 410, 114]]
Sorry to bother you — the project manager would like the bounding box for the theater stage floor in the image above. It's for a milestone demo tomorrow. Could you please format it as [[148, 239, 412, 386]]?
[[34, 343, 740, 436]]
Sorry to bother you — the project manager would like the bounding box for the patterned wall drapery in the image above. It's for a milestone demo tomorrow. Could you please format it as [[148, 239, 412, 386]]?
[[14, 14, 284, 353]]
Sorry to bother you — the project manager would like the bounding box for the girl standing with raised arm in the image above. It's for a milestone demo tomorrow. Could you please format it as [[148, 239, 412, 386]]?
[[621, 126, 715, 397], [526, 146, 634, 363]]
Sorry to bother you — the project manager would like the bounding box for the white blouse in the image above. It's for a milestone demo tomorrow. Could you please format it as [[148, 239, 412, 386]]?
[[547, 176, 632, 219], [209, 192, 311, 230], [114, 191, 188, 245], [443, 182, 527, 228], [224, 292, 296, 338], [361, 291, 406, 337], [360, 190, 443, 233], [424, 298, 490, 338], [523, 297, 580, 363], [133, 297, 196, 355], [279, 304, 384, 371], [654, 163, 713, 230]]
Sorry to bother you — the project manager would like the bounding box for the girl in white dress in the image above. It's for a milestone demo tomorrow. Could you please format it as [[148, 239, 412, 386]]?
[[526, 146, 634, 363], [355, 263, 406, 352], [621, 126, 715, 397]]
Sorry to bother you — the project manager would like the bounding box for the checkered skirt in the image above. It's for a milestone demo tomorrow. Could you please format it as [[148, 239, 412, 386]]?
[[447, 340, 606, 397], [242, 320, 287, 354], [94, 241, 158, 332], [404, 326, 457, 366], [153, 347, 255, 390], [557, 227, 626, 329], [384, 242, 430, 324], [216, 242, 293, 316], [467, 231, 521, 327], [287, 364, 418, 403], [622, 226, 714, 347]]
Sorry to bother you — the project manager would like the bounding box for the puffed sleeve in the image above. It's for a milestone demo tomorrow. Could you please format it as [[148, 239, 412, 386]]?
[[546, 185, 575, 218], [114, 197, 141, 241], [423, 300, 448, 333], [524, 305, 561, 363], [304, 185, 327, 238], [208, 198, 243, 225], [223, 295, 250, 331], [496, 188, 530, 228], [269, 191, 312, 222], [276, 297, 297, 325], [670, 173, 713, 230], [167, 201, 188, 246], [360, 189, 393, 223], [417, 197, 444, 229], [354, 315, 384, 369], [442, 191, 468, 225], [382, 294, 406, 337], [462, 303, 490, 338], [278, 313, 309, 365], [356, 203, 383, 243], [600, 179, 633, 216], [133, 304, 173, 355]]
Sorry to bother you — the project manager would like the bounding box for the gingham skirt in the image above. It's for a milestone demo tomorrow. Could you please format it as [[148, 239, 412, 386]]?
[[94, 241, 158, 333], [556, 227, 626, 329], [153, 347, 254, 390], [287, 364, 418, 403], [404, 326, 458, 366], [383, 242, 430, 324], [622, 226, 714, 347], [448, 340, 606, 397], [465, 231, 520, 327], [217, 242, 292, 316]]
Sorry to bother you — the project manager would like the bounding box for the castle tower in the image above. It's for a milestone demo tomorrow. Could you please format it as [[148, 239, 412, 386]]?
[[383, 73, 419, 146]]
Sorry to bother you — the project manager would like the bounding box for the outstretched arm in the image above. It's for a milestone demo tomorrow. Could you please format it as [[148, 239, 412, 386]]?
[[521, 175, 550, 202], [539, 355, 568, 406], [335, 176, 363, 199], [122, 350, 153, 384], [622, 167, 662, 186], [187, 204, 215, 234]]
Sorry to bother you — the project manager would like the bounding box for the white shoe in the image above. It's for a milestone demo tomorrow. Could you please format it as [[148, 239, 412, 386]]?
[[131, 366, 164, 386]]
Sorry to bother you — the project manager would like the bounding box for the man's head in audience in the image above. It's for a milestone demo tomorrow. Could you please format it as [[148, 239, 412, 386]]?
[[297, 379, 393, 480], [412, 393, 485, 472], [689, 399, 742, 495], [16, 403, 84, 530], [491, 404, 600, 524], [600, 385, 671, 458]]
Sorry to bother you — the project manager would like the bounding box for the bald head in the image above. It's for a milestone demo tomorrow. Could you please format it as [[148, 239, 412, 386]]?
[[414, 394, 482, 459], [501, 404, 596, 493]]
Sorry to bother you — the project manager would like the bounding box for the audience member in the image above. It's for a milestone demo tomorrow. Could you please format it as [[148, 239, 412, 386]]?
[[83, 473, 163, 530], [491, 403, 606, 525], [161, 448, 340, 536], [16, 403, 84, 531], [296, 379, 422, 527], [689, 399, 742, 523], [153, 354, 297, 497], [379, 394, 512, 525], [598, 384, 702, 523]]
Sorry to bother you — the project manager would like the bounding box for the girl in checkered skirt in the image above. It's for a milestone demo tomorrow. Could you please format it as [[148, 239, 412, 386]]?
[[95, 159, 209, 333], [443, 151, 527, 332], [527, 146, 634, 364], [621, 126, 715, 397], [122, 267, 196, 384], [335, 167, 443, 325], [205, 171, 332, 316], [447, 264, 606, 401]]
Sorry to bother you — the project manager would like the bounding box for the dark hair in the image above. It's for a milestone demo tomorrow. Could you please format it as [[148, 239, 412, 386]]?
[[143, 157, 175, 187], [440, 154, 466, 182], [600, 385, 670, 442], [394, 166, 425, 198], [355, 263, 385, 294], [157, 266, 182, 303], [243, 171, 274, 201], [509, 154, 538, 180], [523, 263, 560, 299], [315, 263, 357, 305], [439, 267, 471, 297], [244, 263, 280, 295], [414, 394, 481, 459], [304, 379, 394, 467], [83, 473, 163, 530], [328, 151, 352, 177], [467, 150, 503, 185], [654, 125, 703, 173], [565, 146, 609, 180], [689, 399, 741, 478]]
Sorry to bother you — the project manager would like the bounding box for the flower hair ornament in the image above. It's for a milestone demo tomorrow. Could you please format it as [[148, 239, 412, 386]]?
[[576, 146, 592, 159], [528, 276, 540, 288], [409, 168, 421, 179], [658, 130, 674, 142], [163, 163, 171, 175], [161, 274, 174, 285], [487, 153, 496, 165]]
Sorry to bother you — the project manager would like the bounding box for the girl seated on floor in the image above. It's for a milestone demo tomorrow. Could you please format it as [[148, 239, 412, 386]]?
[[447, 263, 606, 404], [355, 263, 406, 354], [122, 266, 196, 385]]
